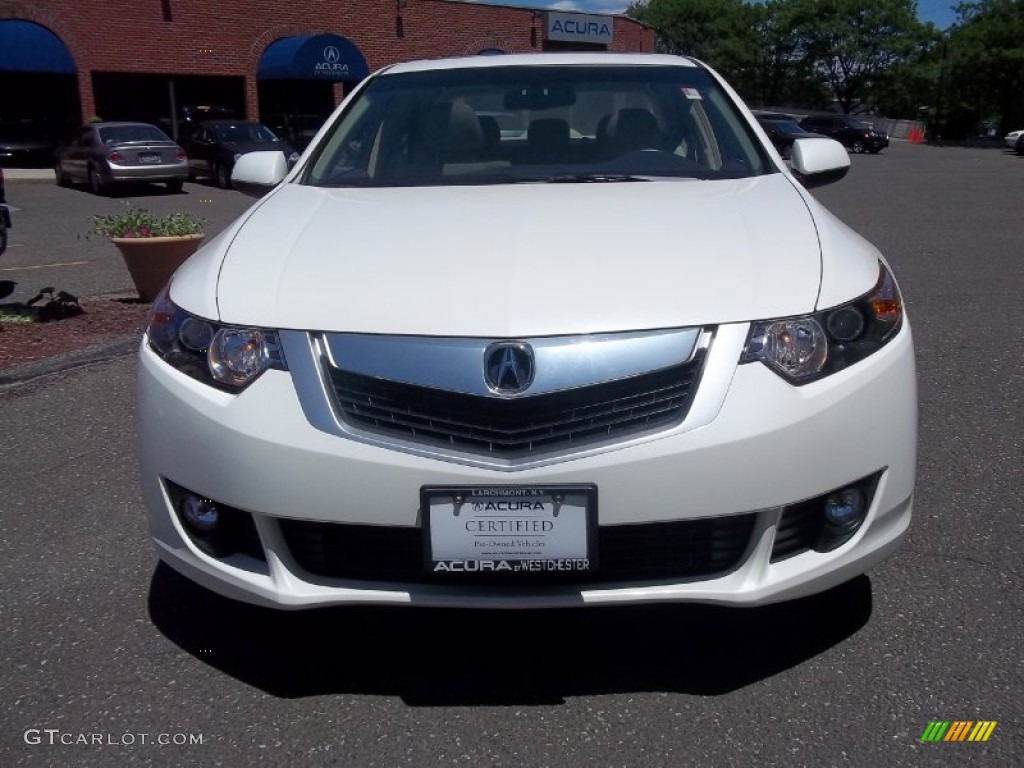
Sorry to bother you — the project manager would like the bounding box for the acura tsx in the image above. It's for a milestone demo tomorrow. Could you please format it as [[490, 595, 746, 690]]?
[[137, 53, 916, 609]]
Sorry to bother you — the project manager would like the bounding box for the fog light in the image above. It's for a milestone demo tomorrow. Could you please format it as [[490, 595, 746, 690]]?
[[180, 495, 220, 534], [824, 487, 865, 528]]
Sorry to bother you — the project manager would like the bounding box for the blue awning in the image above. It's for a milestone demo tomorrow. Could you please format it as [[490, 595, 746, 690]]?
[[258, 34, 368, 82], [0, 20, 76, 74]]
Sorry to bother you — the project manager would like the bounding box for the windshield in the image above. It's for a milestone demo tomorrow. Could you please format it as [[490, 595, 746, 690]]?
[[306, 64, 772, 187], [213, 123, 279, 143], [98, 125, 170, 144]]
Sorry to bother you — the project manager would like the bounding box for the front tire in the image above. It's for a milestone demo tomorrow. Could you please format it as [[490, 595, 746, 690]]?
[[55, 161, 70, 187], [215, 162, 232, 189], [851, 140, 866, 154]]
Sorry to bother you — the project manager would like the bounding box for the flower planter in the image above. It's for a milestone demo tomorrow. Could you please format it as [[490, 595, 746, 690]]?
[[111, 234, 205, 302]]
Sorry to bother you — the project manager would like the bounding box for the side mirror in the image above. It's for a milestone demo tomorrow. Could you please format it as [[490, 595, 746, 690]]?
[[232, 151, 288, 198], [790, 138, 850, 188]]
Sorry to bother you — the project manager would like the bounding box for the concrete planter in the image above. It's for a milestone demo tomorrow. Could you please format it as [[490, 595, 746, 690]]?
[[110, 234, 205, 302]]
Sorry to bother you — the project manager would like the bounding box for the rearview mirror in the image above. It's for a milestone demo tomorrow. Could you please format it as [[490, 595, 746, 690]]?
[[790, 138, 850, 188], [504, 85, 576, 111], [232, 151, 288, 197]]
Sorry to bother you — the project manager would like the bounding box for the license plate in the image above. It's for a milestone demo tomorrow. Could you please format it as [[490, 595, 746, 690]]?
[[138, 152, 160, 164], [423, 485, 597, 576]]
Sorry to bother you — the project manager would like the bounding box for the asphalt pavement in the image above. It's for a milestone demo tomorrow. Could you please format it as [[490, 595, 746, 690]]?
[[1, 142, 1022, 767], [0, 175, 252, 305]]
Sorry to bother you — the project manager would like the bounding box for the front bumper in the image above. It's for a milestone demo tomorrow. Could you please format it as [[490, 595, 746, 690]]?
[[137, 322, 917, 609], [105, 161, 189, 183]]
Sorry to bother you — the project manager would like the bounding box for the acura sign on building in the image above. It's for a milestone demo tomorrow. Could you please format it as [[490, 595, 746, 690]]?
[[545, 12, 614, 46]]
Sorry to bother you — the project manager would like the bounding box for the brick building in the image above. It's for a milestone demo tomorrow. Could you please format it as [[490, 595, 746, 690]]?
[[0, 0, 654, 145]]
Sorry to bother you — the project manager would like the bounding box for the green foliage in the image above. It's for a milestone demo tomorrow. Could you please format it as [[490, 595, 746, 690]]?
[[790, 0, 930, 113], [627, 0, 755, 74], [92, 207, 204, 239], [629, 0, 931, 113], [946, 0, 1024, 133], [745, 0, 829, 107]]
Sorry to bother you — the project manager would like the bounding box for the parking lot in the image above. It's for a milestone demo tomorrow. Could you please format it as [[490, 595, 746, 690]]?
[[0, 176, 251, 305], [1, 143, 1022, 766]]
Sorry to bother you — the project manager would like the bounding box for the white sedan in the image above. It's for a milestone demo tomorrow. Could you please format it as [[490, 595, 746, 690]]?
[[1005, 129, 1024, 149], [137, 53, 916, 609]]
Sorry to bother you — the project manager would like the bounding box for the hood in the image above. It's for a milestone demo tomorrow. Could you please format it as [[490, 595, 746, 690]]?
[[215, 175, 823, 336]]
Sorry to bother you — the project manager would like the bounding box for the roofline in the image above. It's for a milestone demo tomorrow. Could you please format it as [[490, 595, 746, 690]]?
[[383, 52, 699, 75]]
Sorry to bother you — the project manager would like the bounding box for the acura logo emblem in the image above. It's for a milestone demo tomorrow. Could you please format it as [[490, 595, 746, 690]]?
[[323, 45, 341, 63], [484, 342, 534, 395]]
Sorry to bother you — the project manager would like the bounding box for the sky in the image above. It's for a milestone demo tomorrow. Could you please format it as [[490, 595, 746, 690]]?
[[459, 1, 959, 30]]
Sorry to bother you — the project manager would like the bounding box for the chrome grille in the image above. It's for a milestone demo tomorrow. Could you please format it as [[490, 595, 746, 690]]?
[[326, 352, 705, 458]]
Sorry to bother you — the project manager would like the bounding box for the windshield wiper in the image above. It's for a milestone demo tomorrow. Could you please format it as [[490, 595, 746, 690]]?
[[539, 173, 653, 183]]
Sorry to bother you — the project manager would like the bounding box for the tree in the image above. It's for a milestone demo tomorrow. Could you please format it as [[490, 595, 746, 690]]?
[[790, 0, 930, 113], [626, 0, 756, 84], [945, 0, 1024, 133], [745, 0, 826, 107]]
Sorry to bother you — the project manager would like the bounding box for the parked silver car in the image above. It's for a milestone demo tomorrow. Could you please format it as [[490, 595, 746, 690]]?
[[55, 122, 189, 194]]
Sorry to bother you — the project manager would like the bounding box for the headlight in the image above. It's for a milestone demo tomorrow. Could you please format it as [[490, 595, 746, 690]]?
[[741, 262, 903, 384], [146, 286, 287, 392]]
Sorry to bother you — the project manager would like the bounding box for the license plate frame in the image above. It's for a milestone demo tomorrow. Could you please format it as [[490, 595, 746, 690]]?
[[422, 484, 598, 577], [138, 152, 161, 164]]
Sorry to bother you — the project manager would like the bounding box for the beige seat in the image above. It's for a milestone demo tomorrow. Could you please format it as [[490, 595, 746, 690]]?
[[415, 101, 509, 175], [605, 108, 662, 156]]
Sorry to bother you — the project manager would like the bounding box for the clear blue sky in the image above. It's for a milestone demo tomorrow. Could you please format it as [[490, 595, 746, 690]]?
[[461, 1, 959, 30]]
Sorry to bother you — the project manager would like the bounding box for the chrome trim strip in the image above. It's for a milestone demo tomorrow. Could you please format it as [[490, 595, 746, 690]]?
[[319, 328, 701, 396], [280, 325, 739, 472]]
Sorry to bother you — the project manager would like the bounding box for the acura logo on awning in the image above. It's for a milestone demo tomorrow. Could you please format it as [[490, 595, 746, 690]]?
[[323, 45, 340, 63], [484, 342, 535, 395]]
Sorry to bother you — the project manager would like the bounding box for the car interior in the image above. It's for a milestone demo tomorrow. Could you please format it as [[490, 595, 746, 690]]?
[[308, 73, 769, 186]]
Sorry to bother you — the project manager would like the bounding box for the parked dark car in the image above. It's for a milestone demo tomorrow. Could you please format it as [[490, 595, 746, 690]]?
[[799, 115, 889, 154], [1015, 133, 1024, 155], [754, 114, 827, 159], [182, 120, 298, 188], [0, 121, 57, 168], [54, 122, 189, 195], [0, 165, 10, 256]]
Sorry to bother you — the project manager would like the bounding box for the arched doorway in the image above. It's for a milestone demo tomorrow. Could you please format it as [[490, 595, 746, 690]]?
[[257, 33, 368, 150], [0, 19, 80, 165]]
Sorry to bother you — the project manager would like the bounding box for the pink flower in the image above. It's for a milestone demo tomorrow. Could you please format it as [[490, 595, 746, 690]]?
[[139, 227, 150, 236], [123, 231, 133, 238]]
